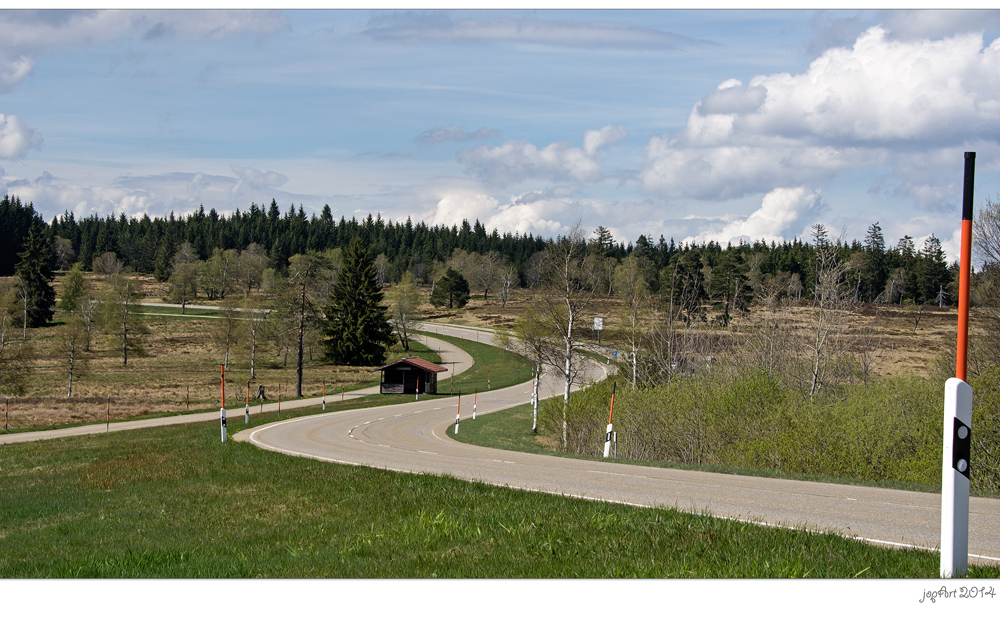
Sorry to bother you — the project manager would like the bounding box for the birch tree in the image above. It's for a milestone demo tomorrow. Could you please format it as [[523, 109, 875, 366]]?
[[100, 274, 147, 366]]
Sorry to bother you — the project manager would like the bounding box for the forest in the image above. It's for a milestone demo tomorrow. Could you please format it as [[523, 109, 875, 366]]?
[[0, 194, 957, 310]]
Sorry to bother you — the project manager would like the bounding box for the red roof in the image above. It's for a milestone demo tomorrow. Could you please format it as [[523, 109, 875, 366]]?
[[370, 357, 448, 373]]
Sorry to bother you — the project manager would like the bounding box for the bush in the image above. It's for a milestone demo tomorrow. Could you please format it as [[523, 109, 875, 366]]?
[[557, 371, 1000, 493]]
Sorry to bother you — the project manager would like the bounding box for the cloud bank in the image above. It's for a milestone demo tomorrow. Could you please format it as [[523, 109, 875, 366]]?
[[642, 27, 1000, 207]]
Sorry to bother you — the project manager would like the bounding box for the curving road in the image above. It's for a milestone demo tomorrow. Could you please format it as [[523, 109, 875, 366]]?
[[236, 324, 1000, 566]]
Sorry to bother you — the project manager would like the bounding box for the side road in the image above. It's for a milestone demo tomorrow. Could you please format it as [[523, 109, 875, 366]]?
[[0, 332, 473, 446]]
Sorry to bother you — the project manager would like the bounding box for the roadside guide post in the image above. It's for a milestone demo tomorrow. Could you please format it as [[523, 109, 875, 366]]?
[[220, 365, 227, 443], [531, 365, 539, 434], [245, 382, 250, 424], [603, 382, 617, 458], [941, 151, 975, 578]]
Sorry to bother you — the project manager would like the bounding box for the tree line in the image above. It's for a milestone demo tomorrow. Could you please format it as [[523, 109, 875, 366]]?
[[1, 193, 960, 311], [0, 191, 982, 405]]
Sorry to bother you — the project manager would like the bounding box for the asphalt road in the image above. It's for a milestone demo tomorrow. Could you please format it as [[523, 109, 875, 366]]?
[[236, 323, 1000, 567], [6, 319, 998, 567]]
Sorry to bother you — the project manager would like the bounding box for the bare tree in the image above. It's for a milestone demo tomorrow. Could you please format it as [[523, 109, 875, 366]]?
[[167, 261, 199, 313], [373, 253, 391, 288], [54, 314, 89, 397], [240, 295, 270, 380], [974, 196, 1000, 266], [788, 272, 804, 302], [53, 236, 76, 271], [614, 255, 651, 387], [100, 274, 147, 366], [389, 271, 421, 351], [199, 248, 238, 300], [14, 276, 29, 339], [0, 282, 31, 395], [971, 197, 1000, 374], [237, 243, 268, 297], [853, 308, 891, 386], [802, 239, 854, 397], [212, 298, 241, 369], [523, 251, 547, 289], [92, 252, 123, 280], [470, 250, 507, 301], [171, 242, 199, 270], [507, 223, 599, 448], [281, 252, 333, 397], [496, 264, 518, 309]]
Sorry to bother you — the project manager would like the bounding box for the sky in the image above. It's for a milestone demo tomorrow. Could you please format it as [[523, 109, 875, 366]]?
[[1, 6, 1000, 261]]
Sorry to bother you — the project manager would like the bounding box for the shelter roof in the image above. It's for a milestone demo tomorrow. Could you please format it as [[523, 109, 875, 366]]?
[[370, 357, 448, 374]]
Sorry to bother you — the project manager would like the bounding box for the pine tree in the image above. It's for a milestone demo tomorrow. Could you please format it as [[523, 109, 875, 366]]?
[[324, 238, 394, 366], [429, 268, 470, 309], [15, 224, 56, 328]]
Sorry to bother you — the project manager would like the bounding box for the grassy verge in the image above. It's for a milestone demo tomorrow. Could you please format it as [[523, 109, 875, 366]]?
[[449, 401, 948, 494], [3, 418, 989, 578], [413, 330, 533, 394]]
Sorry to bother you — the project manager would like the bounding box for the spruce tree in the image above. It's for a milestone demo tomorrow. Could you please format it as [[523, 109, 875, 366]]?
[[429, 268, 470, 309], [15, 224, 56, 328], [324, 238, 394, 366]]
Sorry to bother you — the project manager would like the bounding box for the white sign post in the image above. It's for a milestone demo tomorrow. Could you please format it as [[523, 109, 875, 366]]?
[[593, 317, 604, 345], [941, 378, 972, 578]]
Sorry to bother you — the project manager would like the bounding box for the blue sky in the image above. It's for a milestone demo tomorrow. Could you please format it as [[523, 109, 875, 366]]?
[[2, 7, 1000, 260]]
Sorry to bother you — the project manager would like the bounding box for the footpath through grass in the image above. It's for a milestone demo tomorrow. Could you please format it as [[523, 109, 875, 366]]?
[[0, 418, 978, 578]]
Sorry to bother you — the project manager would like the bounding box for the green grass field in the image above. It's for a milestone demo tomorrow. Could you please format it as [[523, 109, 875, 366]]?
[[4, 327, 997, 578], [2, 418, 981, 578]]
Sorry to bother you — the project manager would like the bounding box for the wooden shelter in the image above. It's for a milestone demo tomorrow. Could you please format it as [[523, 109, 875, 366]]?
[[370, 357, 448, 395]]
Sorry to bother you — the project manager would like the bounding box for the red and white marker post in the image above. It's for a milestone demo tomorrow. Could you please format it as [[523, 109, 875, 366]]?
[[941, 151, 976, 578], [322, 380, 326, 410], [416, 376, 420, 401], [220, 365, 227, 443], [244, 382, 250, 424], [603, 382, 617, 458], [454, 394, 461, 435], [473, 389, 477, 420]]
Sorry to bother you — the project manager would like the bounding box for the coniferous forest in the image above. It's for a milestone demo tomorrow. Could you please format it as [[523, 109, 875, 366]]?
[[1, 194, 958, 308]]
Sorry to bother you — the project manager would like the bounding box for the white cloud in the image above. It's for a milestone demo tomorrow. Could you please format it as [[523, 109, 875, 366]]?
[[0, 114, 42, 159], [458, 126, 625, 187], [583, 124, 628, 156], [415, 125, 500, 146], [0, 10, 289, 94], [0, 55, 34, 93], [878, 9, 1000, 41], [230, 165, 288, 196], [682, 187, 823, 246], [643, 26, 1000, 203], [363, 13, 702, 50], [3, 164, 307, 221]]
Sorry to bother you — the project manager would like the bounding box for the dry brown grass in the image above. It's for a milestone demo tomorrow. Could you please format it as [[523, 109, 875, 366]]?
[[3, 273, 968, 430]]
